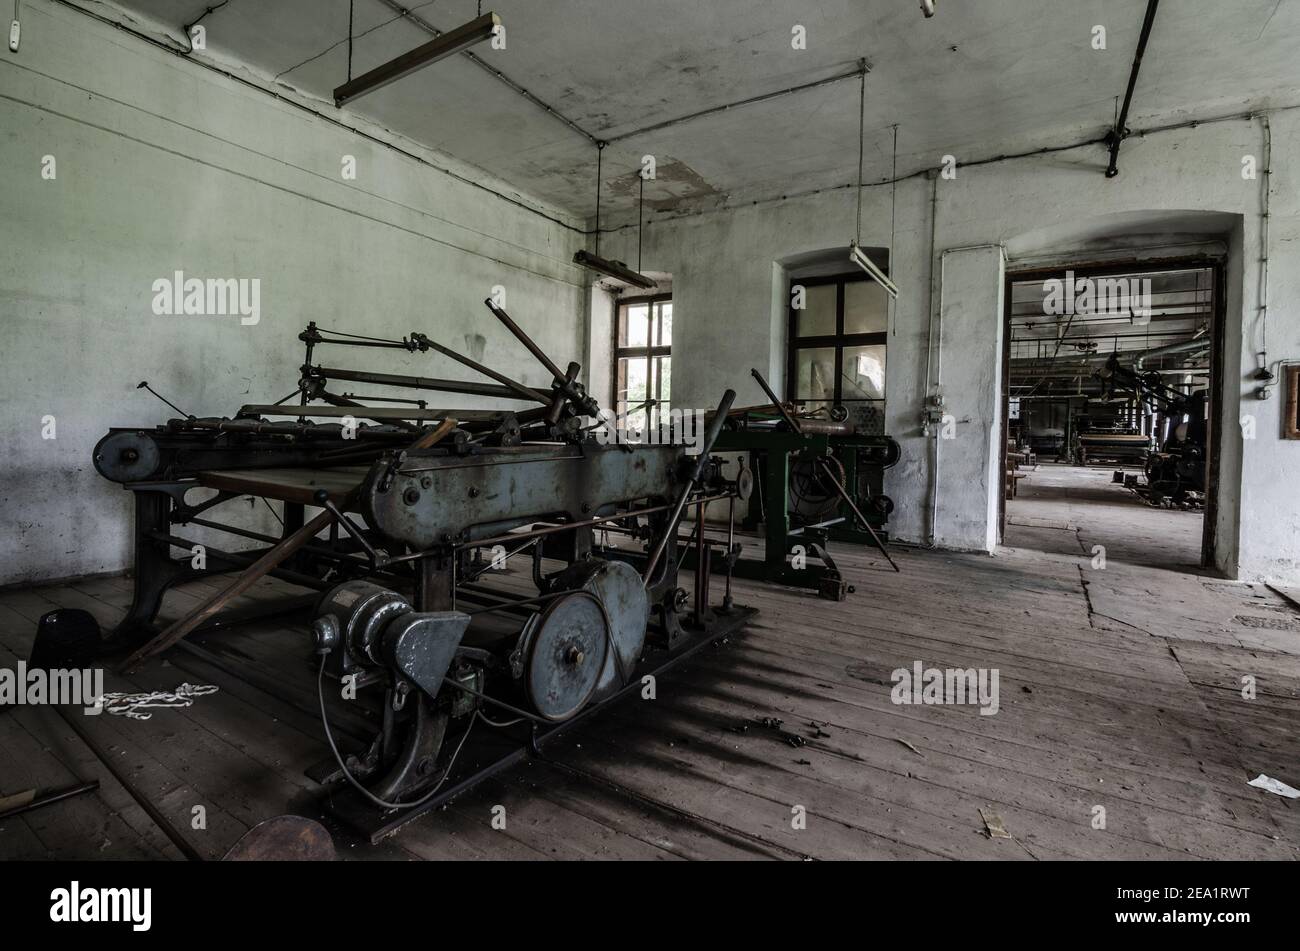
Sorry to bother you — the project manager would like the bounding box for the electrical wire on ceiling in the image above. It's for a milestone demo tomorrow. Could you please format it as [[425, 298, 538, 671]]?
[[182, 0, 230, 56], [275, 1, 441, 80]]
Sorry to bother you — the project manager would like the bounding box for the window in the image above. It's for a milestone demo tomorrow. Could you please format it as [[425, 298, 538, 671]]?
[[787, 273, 887, 426], [614, 295, 671, 431]]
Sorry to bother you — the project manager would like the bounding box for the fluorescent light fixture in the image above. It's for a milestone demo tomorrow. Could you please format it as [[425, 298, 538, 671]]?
[[849, 243, 899, 300], [573, 250, 656, 290], [334, 12, 500, 107]]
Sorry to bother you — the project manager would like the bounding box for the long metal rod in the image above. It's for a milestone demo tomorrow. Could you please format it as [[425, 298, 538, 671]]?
[[813, 458, 899, 571], [122, 506, 343, 670], [642, 389, 736, 583], [1106, 0, 1160, 177], [0, 780, 99, 821], [313, 365, 534, 402], [484, 299, 565, 381], [412, 334, 552, 404]]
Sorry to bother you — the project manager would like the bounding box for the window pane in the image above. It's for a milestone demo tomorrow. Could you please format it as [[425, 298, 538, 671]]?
[[844, 280, 887, 334], [794, 347, 836, 402], [842, 344, 886, 400], [617, 356, 650, 432], [794, 284, 836, 337], [620, 303, 650, 348], [656, 303, 672, 346], [654, 355, 671, 404]]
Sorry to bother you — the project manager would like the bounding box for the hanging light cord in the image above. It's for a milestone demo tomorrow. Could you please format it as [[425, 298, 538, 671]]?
[[854, 59, 866, 245], [638, 174, 645, 271], [889, 123, 899, 334], [594, 141, 606, 257]]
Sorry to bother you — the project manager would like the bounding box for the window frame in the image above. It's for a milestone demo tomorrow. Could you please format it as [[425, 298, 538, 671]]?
[[786, 271, 888, 406], [613, 293, 673, 424]]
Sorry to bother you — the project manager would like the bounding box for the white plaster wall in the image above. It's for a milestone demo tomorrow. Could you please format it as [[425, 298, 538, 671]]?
[[0, 1, 589, 585], [601, 113, 1300, 581]]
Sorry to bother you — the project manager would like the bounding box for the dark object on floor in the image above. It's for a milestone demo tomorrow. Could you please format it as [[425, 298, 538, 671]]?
[[29, 608, 103, 670]]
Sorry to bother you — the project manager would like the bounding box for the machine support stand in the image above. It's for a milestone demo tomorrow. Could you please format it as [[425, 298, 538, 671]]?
[[414, 550, 455, 611], [113, 487, 192, 639]]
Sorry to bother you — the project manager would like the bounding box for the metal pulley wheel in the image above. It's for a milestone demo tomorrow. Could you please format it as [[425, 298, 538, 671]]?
[[524, 591, 610, 721], [869, 494, 894, 518], [93, 431, 161, 482], [734, 463, 754, 502], [549, 560, 648, 703], [585, 561, 649, 701]]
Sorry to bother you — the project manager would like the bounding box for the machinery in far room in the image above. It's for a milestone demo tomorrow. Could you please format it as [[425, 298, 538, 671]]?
[[62, 300, 755, 840], [1097, 352, 1207, 507], [1071, 423, 1151, 469]]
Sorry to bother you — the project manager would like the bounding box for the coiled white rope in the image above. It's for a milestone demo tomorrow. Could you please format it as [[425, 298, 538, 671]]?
[[95, 683, 219, 720]]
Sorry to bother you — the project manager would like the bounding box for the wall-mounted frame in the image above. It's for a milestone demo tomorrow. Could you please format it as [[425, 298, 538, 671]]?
[[1285, 365, 1300, 439]]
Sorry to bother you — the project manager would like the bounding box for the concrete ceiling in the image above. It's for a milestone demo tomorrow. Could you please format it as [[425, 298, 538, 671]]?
[[112, 0, 1300, 219]]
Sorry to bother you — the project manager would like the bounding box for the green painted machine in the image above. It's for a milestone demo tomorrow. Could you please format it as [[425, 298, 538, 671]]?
[[682, 369, 901, 601]]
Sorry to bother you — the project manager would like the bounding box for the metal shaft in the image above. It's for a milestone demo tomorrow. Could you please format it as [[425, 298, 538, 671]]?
[[485, 299, 564, 381], [642, 388, 736, 584], [313, 365, 536, 402], [412, 334, 551, 404]]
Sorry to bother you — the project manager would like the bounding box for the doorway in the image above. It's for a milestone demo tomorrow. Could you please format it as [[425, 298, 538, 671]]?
[[1000, 259, 1225, 572]]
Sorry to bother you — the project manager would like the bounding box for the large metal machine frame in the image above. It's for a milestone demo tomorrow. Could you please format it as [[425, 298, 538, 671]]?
[[69, 301, 756, 840], [1097, 352, 1207, 505]]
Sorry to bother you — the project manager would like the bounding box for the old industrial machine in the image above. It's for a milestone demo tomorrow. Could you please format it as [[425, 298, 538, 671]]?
[[1097, 352, 1207, 505], [1071, 426, 1150, 468], [81, 301, 754, 839], [670, 369, 901, 601]]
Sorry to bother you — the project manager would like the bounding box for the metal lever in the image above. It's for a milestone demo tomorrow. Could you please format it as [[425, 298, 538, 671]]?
[[484, 299, 601, 418], [642, 388, 736, 585], [408, 332, 550, 404], [314, 490, 388, 569]]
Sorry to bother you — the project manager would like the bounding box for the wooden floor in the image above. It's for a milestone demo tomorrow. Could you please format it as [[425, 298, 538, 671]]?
[[2, 464, 1297, 860]]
